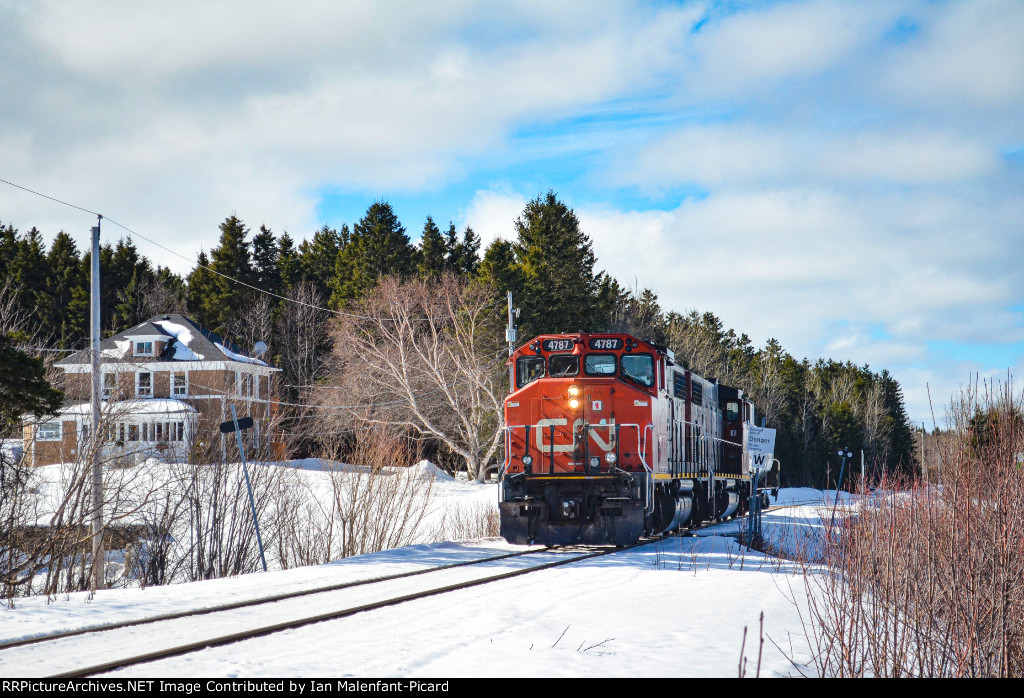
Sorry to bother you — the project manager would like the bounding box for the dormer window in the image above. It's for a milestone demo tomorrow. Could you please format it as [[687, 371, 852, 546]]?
[[135, 341, 154, 356]]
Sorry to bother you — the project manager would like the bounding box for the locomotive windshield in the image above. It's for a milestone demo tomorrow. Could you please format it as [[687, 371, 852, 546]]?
[[621, 354, 655, 387], [516, 356, 545, 388], [584, 354, 616, 375], [548, 354, 579, 377]]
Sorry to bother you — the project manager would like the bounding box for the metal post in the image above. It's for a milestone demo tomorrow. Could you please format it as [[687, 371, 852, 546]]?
[[231, 404, 267, 572], [830, 449, 851, 528], [505, 291, 516, 357], [89, 216, 103, 593]]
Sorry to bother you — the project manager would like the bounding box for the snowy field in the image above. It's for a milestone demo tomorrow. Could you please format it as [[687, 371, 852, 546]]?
[[0, 464, 851, 678]]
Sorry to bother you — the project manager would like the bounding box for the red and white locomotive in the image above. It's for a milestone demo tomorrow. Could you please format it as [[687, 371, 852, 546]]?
[[499, 332, 773, 545]]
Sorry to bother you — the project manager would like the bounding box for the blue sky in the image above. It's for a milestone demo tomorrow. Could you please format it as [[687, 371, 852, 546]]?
[[1, 0, 1022, 425]]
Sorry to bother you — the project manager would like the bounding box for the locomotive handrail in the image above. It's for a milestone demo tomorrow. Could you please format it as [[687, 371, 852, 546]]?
[[498, 421, 655, 514]]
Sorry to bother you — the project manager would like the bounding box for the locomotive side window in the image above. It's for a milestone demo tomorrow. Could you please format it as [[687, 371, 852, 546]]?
[[584, 354, 616, 375], [621, 354, 654, 387], [673, 372, 687, 399], [548, 354, 579, 377], [516, 356, 545, 388], [692, 380, 703, 405], [726, 401, 740, 421]]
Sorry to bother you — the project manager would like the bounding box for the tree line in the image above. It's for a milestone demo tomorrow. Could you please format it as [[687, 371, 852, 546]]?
[[0, 191, 916, 485]]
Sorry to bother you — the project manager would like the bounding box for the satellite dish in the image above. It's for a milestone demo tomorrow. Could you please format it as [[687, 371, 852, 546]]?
[[253, 341, 268, 356]]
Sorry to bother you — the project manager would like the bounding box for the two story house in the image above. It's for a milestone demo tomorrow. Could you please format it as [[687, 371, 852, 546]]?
[[24, 313, 281, 467]]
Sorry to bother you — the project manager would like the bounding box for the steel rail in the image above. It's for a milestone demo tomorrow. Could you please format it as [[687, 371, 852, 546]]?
[[49, 541, 657, 678], [0, 546, 554, 652]]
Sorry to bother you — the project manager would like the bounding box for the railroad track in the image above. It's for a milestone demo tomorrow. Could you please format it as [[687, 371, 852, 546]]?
[[0, 541, 657, 678]]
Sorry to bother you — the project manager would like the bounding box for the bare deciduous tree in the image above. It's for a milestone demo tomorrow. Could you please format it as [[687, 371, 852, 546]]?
[[327, 275, 505, 481]]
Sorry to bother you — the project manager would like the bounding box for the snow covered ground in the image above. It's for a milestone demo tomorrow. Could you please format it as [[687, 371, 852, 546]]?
[[0, 467, 850, 677]]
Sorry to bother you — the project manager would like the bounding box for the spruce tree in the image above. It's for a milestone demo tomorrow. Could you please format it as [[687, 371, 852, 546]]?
[[511, 191, 600, 336], [332, 202, 415, 303], [42, 232, 85, 345], [299, 224, 341, 305], [251, 225, 280, 298], [204, 215, 256, 333], [418, 216, 446, 278], [186, 251, 218, 328], [477, 238, 524, 304], [449, 225, 481, 276], [0, 333, 62, 436], [277, 232, 299, 291]]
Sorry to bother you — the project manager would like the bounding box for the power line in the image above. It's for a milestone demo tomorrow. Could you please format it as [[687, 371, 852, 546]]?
[[0, 176, 500, 323]]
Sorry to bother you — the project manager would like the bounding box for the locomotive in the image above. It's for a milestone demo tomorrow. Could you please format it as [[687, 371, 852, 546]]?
[[498, 332, 775, 546]]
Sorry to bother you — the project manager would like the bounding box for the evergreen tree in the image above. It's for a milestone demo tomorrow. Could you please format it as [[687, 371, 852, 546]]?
[[477, 238, 524, 304], [277, 232, 299, 291], [186, 251, 218, 328], [201, 215, 256, 333], [299, 224, 341, 305], [0, 333, 62, 436], [512, 191, 601, 336], [41, 232, 85, 345], [417, 216, 446, 278], [332, 202, 415, 303], [0, 222, 17, 283], [9, 227, 49, 329], [448, 224, 480, 276], [251, 225, 280, 298]]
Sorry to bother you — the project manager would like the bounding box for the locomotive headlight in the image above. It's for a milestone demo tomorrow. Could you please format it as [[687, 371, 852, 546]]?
[[521, 454, 533, 466], [604, 452, 617, 464], [567, 385, 580, 397], [568, 398, 581, 410]]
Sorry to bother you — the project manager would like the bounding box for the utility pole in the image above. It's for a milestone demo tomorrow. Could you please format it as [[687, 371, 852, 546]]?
[[90, 215, 104, 593], [505, 291, 517, 357]]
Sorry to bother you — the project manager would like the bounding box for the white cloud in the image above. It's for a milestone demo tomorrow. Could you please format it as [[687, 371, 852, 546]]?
[[460, 189, 528, 247], [626, 124, 998, 189]]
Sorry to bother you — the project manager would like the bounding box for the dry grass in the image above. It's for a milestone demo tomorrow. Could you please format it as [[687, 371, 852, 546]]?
[[794, 379, 1024, 677]]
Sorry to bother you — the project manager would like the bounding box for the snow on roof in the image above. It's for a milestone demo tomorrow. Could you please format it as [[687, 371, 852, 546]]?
[[101, 339, 131, 359], [59, 399, 198, 417], [154, 320, 205, 360], [215, 342, 266, 366]]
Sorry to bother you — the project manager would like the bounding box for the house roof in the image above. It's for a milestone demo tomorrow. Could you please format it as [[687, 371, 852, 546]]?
[[57, 313, 276, 368]]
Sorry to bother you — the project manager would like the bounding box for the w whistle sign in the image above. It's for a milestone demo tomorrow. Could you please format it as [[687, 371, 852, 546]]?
[[750, 452, 772, 472]]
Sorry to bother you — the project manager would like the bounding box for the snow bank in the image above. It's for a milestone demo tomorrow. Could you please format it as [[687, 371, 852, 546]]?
[[411, 459, 454, 481]]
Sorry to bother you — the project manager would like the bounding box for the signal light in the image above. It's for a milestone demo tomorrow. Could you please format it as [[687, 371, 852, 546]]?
[[522, 454, 533, 466], [567, 385, 580, 397], [568, 398, 580, 409]]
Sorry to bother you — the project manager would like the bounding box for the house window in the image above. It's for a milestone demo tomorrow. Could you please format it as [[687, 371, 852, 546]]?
[[103, 372, 116, 399], [137, 372, 152, 397], [135, 341, 154, 356], [128, 425, 139, 442], [172, 373, 187, 397], [240, 373, 254, 398], [37, 422, 61, 441]]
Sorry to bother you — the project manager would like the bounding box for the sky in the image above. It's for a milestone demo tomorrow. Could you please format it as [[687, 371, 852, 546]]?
[[1, 0, 1022, 426]]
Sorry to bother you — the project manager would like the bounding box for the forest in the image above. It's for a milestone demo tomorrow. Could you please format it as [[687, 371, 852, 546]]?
[[0, 191, 916, 486]]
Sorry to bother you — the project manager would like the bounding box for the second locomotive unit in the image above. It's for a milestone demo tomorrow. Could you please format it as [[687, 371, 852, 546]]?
[[499, 332, 774, 546]]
